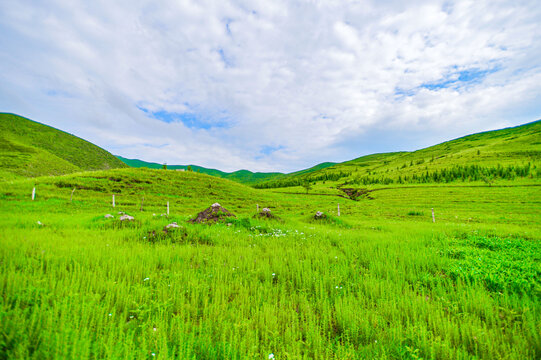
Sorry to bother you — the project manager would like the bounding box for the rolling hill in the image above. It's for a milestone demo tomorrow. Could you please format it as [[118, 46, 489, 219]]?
[[255, 119, 541, 188], [116, 156, 285, 184], [0, 113, 127, 180], [116, 156, 337, 185]]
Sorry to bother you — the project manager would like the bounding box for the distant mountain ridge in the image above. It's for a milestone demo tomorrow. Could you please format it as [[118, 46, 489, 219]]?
[[255, 119, 541, 188], [0, 113, 127, 180], [2, 112, 538, 186], [116, 156, 337, 184]]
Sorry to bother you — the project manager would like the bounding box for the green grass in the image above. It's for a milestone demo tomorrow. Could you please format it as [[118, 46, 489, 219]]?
[[116, 157, 337, 185], [116, 156, 285, 185], [256, 120, 541, 188], [1, 168, 540, 359], [0, 113, 127, 180]]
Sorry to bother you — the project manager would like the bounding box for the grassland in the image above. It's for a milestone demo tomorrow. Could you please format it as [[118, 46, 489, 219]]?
[[115, 157, 337, 185], [0, 113, 127, 181], [1, 167, 540, 359], [256, 120, 541, 189]]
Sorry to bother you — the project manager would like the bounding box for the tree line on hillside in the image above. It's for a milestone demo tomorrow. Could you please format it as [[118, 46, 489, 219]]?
[[253, 171, 352, 189], [253, 163, 538, 189]]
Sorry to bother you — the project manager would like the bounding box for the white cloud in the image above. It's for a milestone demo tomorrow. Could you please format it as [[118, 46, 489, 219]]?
[[0, 0, 540, 172]]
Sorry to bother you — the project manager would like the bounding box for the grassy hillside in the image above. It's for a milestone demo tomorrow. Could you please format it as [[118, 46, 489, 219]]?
[[0, 113, 127, 180], [0, 168, 539, 359], [256, 120, 541, 188], [116, 156, 286, 184], [117, 156, 336, 185]]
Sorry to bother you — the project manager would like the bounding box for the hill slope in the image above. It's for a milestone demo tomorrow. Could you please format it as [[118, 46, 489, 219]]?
[[0, 113, 127, 180], [116, 156, 284, 184], [116, 156, 336, 185], [256, 120, 541, 188]]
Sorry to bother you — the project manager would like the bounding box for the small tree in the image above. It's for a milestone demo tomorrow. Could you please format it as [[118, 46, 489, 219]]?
[[187, 165, 193, 172], [302, 181, 312, 194], [162, 163, 167, 170]]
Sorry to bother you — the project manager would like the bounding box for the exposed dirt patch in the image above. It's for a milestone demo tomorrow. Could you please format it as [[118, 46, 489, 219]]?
[[338, 187, 374, 200], [253, 208, 282, 222], [146, 224, 188, 242], [189, 203, 236, 224], [313, 211, 327, 220]]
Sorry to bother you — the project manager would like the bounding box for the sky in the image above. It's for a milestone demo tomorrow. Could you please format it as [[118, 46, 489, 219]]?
[[1, 0, 540, 173]]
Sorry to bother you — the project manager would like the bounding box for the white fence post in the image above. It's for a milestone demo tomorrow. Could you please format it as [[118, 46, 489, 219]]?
[[432, 208, 435, 223], [32, 187, 35, 200], [112, 194, 115, 208]]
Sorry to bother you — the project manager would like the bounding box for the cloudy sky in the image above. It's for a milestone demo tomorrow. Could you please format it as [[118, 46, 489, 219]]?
[[1, 0, 540, 172]]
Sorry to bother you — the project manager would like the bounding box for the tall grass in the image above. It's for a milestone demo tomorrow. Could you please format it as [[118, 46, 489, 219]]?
[[1, 169, 540, 359]]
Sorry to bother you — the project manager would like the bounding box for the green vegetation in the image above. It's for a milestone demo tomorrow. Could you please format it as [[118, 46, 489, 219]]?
[[255, 120, 541, 189], [116, 156, 285, 184], [0, 113, 127, 180], [1, 167, 540, 359], [1, 117, 540, 359]]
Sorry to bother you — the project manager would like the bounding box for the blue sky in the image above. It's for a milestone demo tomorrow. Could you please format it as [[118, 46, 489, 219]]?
[[0, 0, 540, 172]]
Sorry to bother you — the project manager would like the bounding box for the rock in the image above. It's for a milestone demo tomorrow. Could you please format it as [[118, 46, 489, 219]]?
[[119, 215, 134, 221], [314, 211, 324, 218], [166, 222, 180, 229], [254, 208, 282, 221], [212, 203, 221, 208], [37, 220, 43, 226], [118, 211, 125, 215], [104, 214, 114, 219]]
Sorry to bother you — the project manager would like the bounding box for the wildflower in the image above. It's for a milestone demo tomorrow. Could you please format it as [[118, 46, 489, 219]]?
[[153, 327, 157, 331], [144, 277, 150, 281], [269, 354, 275, 359], [108, 313, 112, 317], [151, 353, 156, 357], [272, 273, 276, 276], [37, 221, 42, 225]]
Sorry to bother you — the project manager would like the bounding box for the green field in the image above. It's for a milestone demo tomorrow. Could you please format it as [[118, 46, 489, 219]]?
[[116, 156, 286, 185], [0, 113, 127, 181], [256, 120, 541, 189], [1, 167, 540, 359]]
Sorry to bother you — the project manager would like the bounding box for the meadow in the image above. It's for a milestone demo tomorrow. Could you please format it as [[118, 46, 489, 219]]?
[[1, 168, 540, 359]]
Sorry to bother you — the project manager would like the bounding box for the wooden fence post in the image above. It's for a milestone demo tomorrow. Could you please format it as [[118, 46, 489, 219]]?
[[140, 196, 144, 211], [257, 204, 259, 212], [167, 201, 169, 216], [70, 188, 75, 202], [337, 203, 340, 217]]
